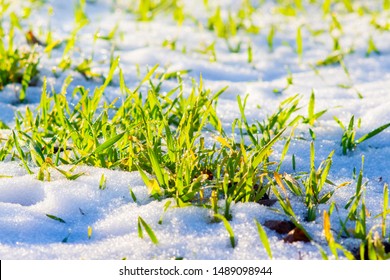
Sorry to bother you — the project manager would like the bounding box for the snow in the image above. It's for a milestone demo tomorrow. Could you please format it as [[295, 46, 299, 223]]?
[[0, 0, 390, 259]]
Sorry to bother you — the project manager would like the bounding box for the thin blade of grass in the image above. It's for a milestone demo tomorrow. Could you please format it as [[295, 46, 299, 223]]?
[[138, 216, 159, 245], [129, 188, 137, 202], [297, 25, 303, 59], [12, 131, 33, 174], [254, 219, 273, 259], [356, 122, 390, 144], [46, 214, 66, 223], [158, 200, 172, 225], [76, 132, 125, 164], [136, 166, 163, 197], [54, 167, 85, 180], [276, 126, 296, 172], [308, 90, 315, 123], [142, 64, 159, 84], [252, 128, 286, 168], [319, 150, 334, 191], [214, 214, 236, 248]]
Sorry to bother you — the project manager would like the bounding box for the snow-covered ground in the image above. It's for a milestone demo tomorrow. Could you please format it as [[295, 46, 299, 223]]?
[[0, 0, 390, 259]]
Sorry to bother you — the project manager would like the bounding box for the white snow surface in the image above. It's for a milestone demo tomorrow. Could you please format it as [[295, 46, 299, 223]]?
[[0, 0, 390, 259]]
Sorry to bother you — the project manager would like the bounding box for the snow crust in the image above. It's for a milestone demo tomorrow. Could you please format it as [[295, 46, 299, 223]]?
[[0, 0, 389, 259]]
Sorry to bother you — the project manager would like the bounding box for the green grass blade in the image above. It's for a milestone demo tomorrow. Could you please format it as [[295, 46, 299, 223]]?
[[254, 219, 273, 259], [20, 62, 34, 102], [319, 150, 334, 191], [129, 188, 137, 203], [277, 126, 295, 172], [158, 200, 172, 225], [214, 214, 236, 248], [356, 122, 390, 144], [323, 0, 331, 14], [141, 64, 159, 85], [342, 0, 353, 12], [0, 120, 9, 129], [138, 216, 159, 245], [99, 174, 106, 190], [267, 25, 275, 51], [296, 25, 303, 60], [136, 165, 162, 197], [385, 0, 390, 10], [29, 140, 45, 167], [46, 214, 66, 223], [312, 110, 327, 121], [237, 95, 257, 145], [308, 90, 315, 123], [93, 132, 125, 156], [334, 116, 345, 130], [95, 56, 119, 94], [315, 244, 329, 260], [348, 115, 355, 131], [88, 226, 93, 239], [12, 131, 33, 174], [252, 127, 286, 168], [54, 167, 85, 180], [147, 147, 168, 189]]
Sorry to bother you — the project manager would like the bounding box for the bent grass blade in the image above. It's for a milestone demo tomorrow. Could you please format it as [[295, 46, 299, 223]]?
[[356, 122, 390, 145], [138, 216, 159, 245], [75, 132, 125, 164], [46, 214, 66, 223], [254, 219, 273, 259], [214, 213, 236, 248]]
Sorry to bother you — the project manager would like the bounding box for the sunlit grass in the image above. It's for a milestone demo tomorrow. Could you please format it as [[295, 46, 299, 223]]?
[[0, 0, 389, 260]]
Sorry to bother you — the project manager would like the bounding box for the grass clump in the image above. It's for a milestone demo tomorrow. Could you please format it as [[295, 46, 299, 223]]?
[[303, 142, 335, 221], [0, 0, 389, 260], [207, 2, 259, 39], [0, 47, 39, 95], [127, 0, 184, 23], [334, 115, 390, 155], [326, 158, 390, 260], [5, 64, 222, 205], [5, 59, 294, 212], [0, 7, 40, 101]]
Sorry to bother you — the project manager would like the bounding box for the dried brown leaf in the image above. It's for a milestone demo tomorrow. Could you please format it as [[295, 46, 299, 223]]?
[[257, 199, 277, 207], [283, 227, 311, 243], [264, 220, 295, 234]]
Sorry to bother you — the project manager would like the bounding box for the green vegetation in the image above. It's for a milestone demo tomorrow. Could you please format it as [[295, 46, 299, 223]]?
[[138, 216, 159, 245], [255, 219, 273, 259], [0, 0, 389, 260], [334, 115, 390, 155], [0, 4, 40, 101]]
